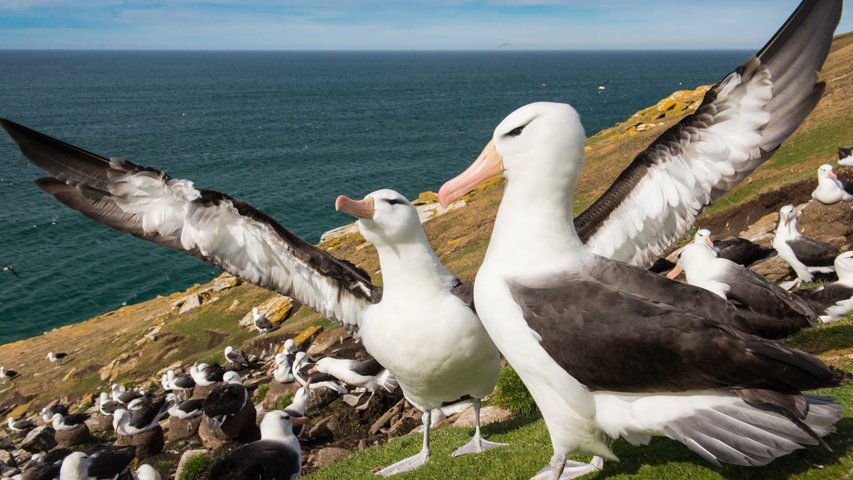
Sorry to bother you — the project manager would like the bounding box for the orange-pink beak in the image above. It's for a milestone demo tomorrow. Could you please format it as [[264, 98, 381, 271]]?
[[438, 140, 504, 207], [335, 195, 375, 219], [705, 236, 714, 249], [291, 416, 310, 426], [829, 170, 838, 180], [666, 263, 683, 280]]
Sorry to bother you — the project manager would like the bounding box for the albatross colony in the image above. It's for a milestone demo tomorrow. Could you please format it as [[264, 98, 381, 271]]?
[[437, 0, 843, 477]]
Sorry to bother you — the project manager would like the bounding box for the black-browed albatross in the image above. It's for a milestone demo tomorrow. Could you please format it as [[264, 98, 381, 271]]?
[[0, 115, 507, 475], [437, 2, 844, 476], [666, 241, 817, 338], [773, 204, 839, 282], [812, 164, 853, 204], [796, 251, 853, 323]]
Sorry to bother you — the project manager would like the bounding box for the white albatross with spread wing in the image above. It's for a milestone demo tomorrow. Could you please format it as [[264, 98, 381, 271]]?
[[438, 2, 843, 477], [1, 121, 505, 475]]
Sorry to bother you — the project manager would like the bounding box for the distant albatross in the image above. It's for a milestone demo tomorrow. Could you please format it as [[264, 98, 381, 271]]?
[[773, 205, 839, 282], [811, 164, 853, 204], [437, 2, 843, 475]]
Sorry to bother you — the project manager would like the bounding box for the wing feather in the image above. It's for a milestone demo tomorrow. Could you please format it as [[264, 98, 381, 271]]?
[[576, 1, 841, 267], [1, 118, 375, 335]]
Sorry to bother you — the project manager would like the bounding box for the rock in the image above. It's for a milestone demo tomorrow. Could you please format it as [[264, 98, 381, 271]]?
[[179, 294, 202, 314], [193, 384, 218, 399], [11, 449, 31, 466], [115, 426, 165, 460], [174, 449, 209, 480], [239, 296, 294, 327], [369, 399, 406, 436], [388, 408, 420, 437], [312, 447, 350, 469], [61, 368, 78, 382], [21, 426, 56, 453], [198, 401, 259, 451], [263, 381, 297, 410], [306, 416, 335, 443], [166, 416, 202, 443], [452, 405, 514, 428], [0, 450, 15, 468], [411, 191, 439, 205], [740, 211, 779, 245], [54, 424, 90, 448], [213, 274, 241, 292], [750, 256, 794, 282], [91, 413, 113, 432], [308, 387, 340, 412]]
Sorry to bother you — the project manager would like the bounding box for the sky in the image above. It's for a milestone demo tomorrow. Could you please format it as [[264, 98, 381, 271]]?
[[0, 1, 850, 50]]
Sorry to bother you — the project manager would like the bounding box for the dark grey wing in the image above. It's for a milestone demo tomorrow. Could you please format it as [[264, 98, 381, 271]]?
[[87, 446, 134, 479], [203, 385, 247, 417], [839, 147, 853, 160], [722, 262, 817, 337], [207, 440, 300, 480], [839, 178, 853, 196], [508, 274, 834, 394], [786, 237, 839, 266], [796, 283, 853, 312], [178, 398, 205, 413], [173, 375, 196, 389], [0, 118, 376, 336], [715, 238, 776, 266], [129, 396, 166, 429], [576, 0, 841, 267], [350, 357, 385, 377]]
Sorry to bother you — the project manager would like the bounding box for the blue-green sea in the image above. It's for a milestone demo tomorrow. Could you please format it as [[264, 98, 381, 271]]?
[[0, 50, 749, 343]]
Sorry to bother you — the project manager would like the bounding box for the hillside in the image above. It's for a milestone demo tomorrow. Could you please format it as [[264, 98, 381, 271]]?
[[0, 31, 851, 479]]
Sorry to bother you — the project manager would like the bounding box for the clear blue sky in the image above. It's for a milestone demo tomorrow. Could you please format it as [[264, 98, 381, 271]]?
[[0, 1, 850, 50]]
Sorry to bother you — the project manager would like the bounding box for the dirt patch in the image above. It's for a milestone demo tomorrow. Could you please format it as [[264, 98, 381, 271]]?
[[701, 179, 814, 238], [205, 330, 228, 349]]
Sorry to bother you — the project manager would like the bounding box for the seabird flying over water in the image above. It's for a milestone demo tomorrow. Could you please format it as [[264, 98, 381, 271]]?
[[2, 265, 19, 279], [773, 205, 839, 282], [796, 251, 853, 323], [595, 80, 609, 96], [206, 410, 306, 480], [811, 164, 853, 204], [668, 240, 817, 338], [838, 146, 853, 166]]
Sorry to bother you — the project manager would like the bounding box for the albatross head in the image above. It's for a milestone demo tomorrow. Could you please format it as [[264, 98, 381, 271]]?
[[438, 102, 586, 207], [818, 163, 837, 180], [336, 189, 423, 247], [692, 229, 715, 249], [778, 204, 798, 233], [261, 410, 308, 441], [59, 452, 89, 479]]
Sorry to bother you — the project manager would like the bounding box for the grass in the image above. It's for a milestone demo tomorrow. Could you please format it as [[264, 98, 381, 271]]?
[[177, 452, 211, 480], [488, 366, 537, 417], [276, 391, 295, 411], [256, 384, 269, 403]]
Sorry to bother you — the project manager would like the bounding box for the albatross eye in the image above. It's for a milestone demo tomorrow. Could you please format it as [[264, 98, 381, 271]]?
[[506, 126, 525, 137], [385, 198, 403, 206]]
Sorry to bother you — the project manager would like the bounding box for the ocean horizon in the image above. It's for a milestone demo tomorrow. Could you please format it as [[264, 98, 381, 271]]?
[[0, 49, 750, 343]]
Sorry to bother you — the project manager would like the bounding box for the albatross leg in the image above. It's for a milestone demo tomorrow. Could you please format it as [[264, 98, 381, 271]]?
[[376, 411, 431, 477], [451, 398, 508, 457], [531, 454, 604, 480]]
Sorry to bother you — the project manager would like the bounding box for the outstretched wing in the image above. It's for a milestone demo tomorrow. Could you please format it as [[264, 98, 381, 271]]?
[[1, 119, 376, 335], [576, 0, 841, 267]]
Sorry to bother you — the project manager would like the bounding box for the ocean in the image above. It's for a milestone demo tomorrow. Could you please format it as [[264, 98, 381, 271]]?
[[0, 50, 749, 343]]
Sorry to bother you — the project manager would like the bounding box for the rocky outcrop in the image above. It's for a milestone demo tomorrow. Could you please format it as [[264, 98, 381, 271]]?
[[115, 426, 165, 460], [54, 424, 90, 447]]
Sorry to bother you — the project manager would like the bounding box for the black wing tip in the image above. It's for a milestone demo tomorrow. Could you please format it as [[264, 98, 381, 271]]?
[[756, 0, 843, 61]]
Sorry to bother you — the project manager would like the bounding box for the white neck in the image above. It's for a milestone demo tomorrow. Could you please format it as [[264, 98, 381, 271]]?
[[485, 172, 590, 274], [372, 235, 456, 298], [775, 216, 799, 240]]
